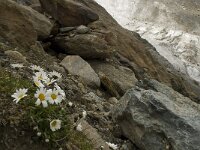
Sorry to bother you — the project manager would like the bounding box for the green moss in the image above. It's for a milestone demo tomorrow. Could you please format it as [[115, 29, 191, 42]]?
[[0, 69, 35, 97], [68, 130, 93, 150]]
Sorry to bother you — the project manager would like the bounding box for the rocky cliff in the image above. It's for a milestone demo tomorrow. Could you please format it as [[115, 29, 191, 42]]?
[[0, 0, 200, 150]]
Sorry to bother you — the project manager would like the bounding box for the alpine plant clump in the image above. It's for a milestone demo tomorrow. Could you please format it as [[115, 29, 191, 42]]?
[[11, 64, 67, 148]]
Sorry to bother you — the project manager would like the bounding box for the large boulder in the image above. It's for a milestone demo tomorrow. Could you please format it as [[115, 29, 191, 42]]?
[[0, 0, 52, 48], [60, 55, 100, 87], [55, 32, 114, 59], [71, 0, 200, 102], [90, 61, 138, 97], [39, 0, 99, 26], [113, 79, 200, 150]]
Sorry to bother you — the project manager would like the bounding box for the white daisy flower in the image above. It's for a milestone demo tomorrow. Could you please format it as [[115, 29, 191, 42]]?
[[44, 77, 56, 86], [49, 71, 62, 80], [34, 88, 48, 108], [47, 89, 63, 104], [11, 88, 28, 103], [76, 123, 83, 132], [11, 63, 24, 68], [34, 71, 48, 81], [45, 139, 49, 143], [30, 65, 44, 72], [50, 119, 61, 132], [68, 102, 73, 107], [106, 142, 118, 150], [33, 126, 38, 130], [55, 83, 66, 99], [33, 77, 45, 88], [82, 110, 87, 119], [37, 132, 42, 137]]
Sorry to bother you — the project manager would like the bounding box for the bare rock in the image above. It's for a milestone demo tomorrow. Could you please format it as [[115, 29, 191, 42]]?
[[39, 0, 99, 26], [30, 3, 42, 13], [91, 62, 138, 96], [82, 92, 104, 102], [78, 120, 110, 150], [60, 27, 75, 33], [108, 97, 118, 105], [60, 55, 100, 87], [55, 33, 114, 59], [76, 25, 90, 34], [113, 79, 200, 150], [54, 33, 114, 59], [98, 72, 120, 98], [5, 50, 27, 63], [0, 0, 53, 48]]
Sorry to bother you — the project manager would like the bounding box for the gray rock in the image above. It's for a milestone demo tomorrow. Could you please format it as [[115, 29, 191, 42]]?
[[60, 27, 75, 33], [91, 62, 138, 96], [39, 0, 99, 26], [55, 33, 114, 59], [108, 97, 118, 105], [5, 50, 26, 63], [98, 72, 120, 98], [77, 120, 110, 150], [0, 0, 52, 48], [29, 3, 42, 13], [82, 92, 104, 102], [113, 79, 200, 150], [60, 55, 100, 87], [76, 25, 90, 34], [120, 141, 138, 150]]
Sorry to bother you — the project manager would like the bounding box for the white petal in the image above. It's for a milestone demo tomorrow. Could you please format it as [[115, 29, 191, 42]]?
[[35, 99, 41, 106], [68, 102, 73, 107], [76, 123, 83, 132], [48, 99, 54, 104], [42, 101, 48, 108], [82, 110, 87, 119], [51, 127, 56, 131]]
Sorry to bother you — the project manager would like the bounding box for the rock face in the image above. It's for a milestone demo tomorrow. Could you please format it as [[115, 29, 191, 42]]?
[[60, 55, 100, 87], [55, 33, 114, 59], [113, 79, 200, 150], [78, 120, 110, 150], [39, 0, 99, 26], [90, 62, 138, 97], [73, 0, 200, 102], [0, 0, 52, 48]]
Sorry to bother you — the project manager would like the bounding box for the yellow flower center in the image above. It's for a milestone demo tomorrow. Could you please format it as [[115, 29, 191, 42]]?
[[38, 76, 42, 80], [35, 81, 40, 87], [39, 93, 45, 101], [18, 94, 24, 100], [51, 120, 57, 127], [51, 94, 57, 100]]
